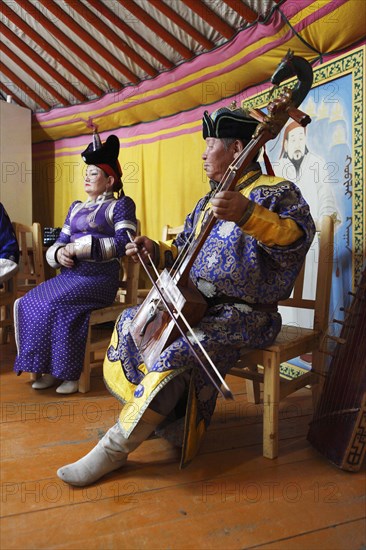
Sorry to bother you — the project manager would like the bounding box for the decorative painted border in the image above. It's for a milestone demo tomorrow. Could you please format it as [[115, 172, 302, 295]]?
[[242, 46, 365, 286]]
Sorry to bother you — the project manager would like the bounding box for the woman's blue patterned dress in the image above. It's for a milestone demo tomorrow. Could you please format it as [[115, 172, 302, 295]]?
[[14, 192, 136, 381]]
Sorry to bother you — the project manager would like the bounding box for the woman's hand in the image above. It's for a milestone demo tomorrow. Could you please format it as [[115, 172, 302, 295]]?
[[126, 236, 155, 263], [57, 245, 75, 268]]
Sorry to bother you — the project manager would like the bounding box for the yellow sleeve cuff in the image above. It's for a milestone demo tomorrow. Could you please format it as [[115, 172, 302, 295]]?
[[241, 203, 304, 246]]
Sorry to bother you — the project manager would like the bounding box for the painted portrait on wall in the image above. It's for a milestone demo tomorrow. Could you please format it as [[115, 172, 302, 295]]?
[[243, 47, 365, 376]]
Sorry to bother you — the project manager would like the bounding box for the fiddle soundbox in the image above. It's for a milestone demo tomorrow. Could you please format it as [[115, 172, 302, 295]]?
[[307, 264, 366, 471], [129, 51, 314, 400]]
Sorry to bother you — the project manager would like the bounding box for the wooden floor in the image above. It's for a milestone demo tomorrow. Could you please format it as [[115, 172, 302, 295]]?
[[1, 340, 365, 550]]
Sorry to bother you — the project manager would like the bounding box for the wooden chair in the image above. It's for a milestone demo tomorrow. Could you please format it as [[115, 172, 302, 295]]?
[[12, 222, 45, 296], [161, 224, 184, 241], [229, 215, 334, 459], [0, 274, 17, 344], [78, 235, 141, 393]]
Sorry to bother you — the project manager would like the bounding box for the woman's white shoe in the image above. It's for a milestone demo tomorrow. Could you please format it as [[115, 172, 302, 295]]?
[[31, 374, 58, 389], [56, 380, 78, 394]]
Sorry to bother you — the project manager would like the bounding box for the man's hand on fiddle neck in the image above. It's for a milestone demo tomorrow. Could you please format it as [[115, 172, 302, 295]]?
[[211, 190, 250, 224]]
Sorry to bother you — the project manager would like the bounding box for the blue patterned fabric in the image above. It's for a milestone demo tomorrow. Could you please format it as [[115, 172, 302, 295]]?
[[47, 193, 136, 265], [104, 170, 315, 465], [14, 194, 136, 380], [0, 203, 19, 263], [179, 179, 314, 305]]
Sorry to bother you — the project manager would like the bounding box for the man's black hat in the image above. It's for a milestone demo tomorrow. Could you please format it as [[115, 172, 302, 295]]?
[[203, 107, 258, 140]]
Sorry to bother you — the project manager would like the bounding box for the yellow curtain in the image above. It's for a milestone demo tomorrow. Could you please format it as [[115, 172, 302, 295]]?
[[33, 128, 207, 241]]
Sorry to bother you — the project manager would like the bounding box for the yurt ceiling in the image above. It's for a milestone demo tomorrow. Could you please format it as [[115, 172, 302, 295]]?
[[1, 0, 365, 141], [0, 0, 286, 114]]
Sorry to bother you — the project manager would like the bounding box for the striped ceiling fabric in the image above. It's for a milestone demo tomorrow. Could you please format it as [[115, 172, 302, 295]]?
[[1, 0, 283, 113], [1, 0, 364, 245], [1, 0, 365, 146]]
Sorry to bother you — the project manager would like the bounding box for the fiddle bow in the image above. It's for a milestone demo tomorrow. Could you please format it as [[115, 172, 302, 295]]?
[[130, 50, 314, 400]]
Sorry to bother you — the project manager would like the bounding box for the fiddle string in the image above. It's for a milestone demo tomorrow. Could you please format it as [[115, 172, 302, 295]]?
[[314, 268, 365, 422], [127, 232, 233, 399], [167, 141, 253, 278], [167, 230, 195, 275], [167, 185, 219, 275], [131, 144, 259, 375], [146, 235, 194, 312], [147, 248, 233, 397], [151, 144, 262, 315], [167, 180, 227, 276], [334, 275, 365, 416]]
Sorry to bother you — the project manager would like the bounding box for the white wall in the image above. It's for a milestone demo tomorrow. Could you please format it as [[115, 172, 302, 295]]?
[[0, 100, 32, 224]]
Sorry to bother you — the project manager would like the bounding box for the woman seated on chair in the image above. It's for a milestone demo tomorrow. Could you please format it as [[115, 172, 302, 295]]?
[[13, 134, 137, 394]]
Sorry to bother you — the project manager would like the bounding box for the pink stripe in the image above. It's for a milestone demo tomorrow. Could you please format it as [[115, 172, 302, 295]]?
[[33, 124, 203, 159], [33, 0, 352, 132], [282, 0, 347, 29], [32, 5, 305, 127], [33, 28, 289, 134], [32, 29, 361, 162], [33, 101, 211, 153]]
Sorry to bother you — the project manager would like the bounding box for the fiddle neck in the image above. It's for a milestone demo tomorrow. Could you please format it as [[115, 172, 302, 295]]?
[[176, 130, 271, 286]]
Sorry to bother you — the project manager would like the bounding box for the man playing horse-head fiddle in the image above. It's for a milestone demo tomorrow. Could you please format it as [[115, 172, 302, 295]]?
[[57, 107, 315, 486]]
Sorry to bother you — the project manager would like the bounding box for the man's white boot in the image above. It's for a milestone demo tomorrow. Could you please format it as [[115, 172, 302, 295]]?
[[57, 409, 165, 487]]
